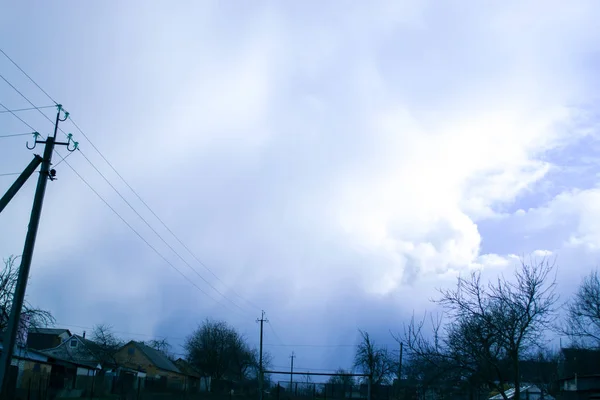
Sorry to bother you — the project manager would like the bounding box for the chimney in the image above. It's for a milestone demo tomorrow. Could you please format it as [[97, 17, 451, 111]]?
[[83, 331, 86, 339]]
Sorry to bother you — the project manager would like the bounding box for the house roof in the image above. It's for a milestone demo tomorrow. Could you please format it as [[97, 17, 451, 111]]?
[[127, 341, 180, 374], [40, 335, 115, 368], [174, 358, 202, 378], [488, 385, 552, 400], [28, 328, 71, 336], [560, 348, 600, 378]]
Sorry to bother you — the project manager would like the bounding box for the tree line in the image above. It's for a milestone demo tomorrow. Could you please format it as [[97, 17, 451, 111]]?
[[4, 255, 600, 397], [348, 259, 600, 400]]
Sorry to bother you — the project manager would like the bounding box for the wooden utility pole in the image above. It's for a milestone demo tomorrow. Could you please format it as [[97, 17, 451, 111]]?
[[0, 105, 76, 396], [289, 351, 296, 389], [257, 310, 268, 400]]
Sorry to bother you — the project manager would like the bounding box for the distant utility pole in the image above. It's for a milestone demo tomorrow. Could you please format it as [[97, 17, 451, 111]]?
[[289, 351, 296, 389], [257, 310, 268, 400], [0, 105, 76, 396], [398, 341, 403, 381]]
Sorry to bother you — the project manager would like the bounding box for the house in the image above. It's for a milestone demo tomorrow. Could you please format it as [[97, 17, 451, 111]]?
[[0, 341, 99, 398], [41, 334, 107, 371], [174, 358, 211, 392], [114, 341, 185, 389], [27, 328, 71, 350], [489, 385, 555, 400], [558, 348, 600, 400]]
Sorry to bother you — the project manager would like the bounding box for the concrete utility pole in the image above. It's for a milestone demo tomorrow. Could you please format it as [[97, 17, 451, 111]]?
[[257, 310, 268, 400], [289, 351, 296, 389], [0, 105, 76, 396]]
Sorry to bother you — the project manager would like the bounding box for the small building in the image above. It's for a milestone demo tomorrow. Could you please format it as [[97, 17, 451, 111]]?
[[0, 341, 99, 398], [489, 385, 555, 400], [558, 348, 600, 400], [41, 334, 114, 371], [27, 328, 71, 351], [174, 358, 211, 392], [114, 341, 185, 390]]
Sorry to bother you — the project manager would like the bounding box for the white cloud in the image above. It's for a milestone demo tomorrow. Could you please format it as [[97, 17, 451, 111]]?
[[2, 0, 600, 370]]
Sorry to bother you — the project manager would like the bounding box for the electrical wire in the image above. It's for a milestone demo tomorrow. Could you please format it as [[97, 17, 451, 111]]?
[[52, 149, 74, 168], [0, 172, 21, 177], [0, 105, 54, 114], [54, 149, 241, 316], [71, 117, 262, 312], [267, 320, 287, 347], [0, 102, 37, 131], [264, 343, 356, 348], [0, 49, 58, 105], [55, 322, 186, 342], [0, 132, 33, 138], [0, 65, 250, 318], [0, 50, 260, 314], [76, 148, 248, 314]]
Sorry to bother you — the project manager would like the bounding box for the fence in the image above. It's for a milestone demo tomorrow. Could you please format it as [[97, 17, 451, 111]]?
[[11, 373, 228, 400], [10, 372, 396, 400], [272, 381, 396, 400]]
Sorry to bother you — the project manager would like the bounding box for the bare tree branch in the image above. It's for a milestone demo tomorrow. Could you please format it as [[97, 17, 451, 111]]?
[[565, 269, 600, 347], [0, 255, 55, 336]]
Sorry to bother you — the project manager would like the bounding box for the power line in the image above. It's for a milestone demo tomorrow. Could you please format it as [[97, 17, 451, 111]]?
[[0, 73, 56, 129], [0, 102, 37, 131], [264, 343, 357, 348], [0, 105, 54, 114], [0, 67, 248, 317], [0, 132, 33, 138], [0, 49, 58, 104], [52, 149, 74, 168], [0, 173, 21, 177], [56, 151, 241, 316], [76, 148, 249, 314], [0, 50, 261, 314], [55, 322, 187, 342], [71, 117, 262, 312], [267, 320, 286, 347]]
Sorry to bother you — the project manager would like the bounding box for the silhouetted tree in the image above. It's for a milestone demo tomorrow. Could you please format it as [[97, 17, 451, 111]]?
[[144, 338, 173, 359], [354, 330, 395, 385], [565, 269, 600, 347], [401, 259, 557, 400], [90, 323, 124, 368], [328, 368, 355, 387], [185, 319, 269, 382], [0, 255, 54, 335]]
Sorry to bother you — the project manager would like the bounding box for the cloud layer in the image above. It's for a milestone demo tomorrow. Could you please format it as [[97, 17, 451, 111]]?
[[1, 0, 600, 370]]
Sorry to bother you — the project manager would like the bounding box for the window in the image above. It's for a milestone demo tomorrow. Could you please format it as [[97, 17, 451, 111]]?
[[128, 347, 135, 355], [70, 339, 77, 348]]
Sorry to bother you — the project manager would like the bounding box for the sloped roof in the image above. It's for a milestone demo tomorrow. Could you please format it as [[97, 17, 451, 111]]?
[[28, 328, 71, 336], [488, 385, 554, 400], [175, 358, 202, 378], [560, 348, 600, 378], [129, 342, 180, 374], [40, 335, 113, 368]]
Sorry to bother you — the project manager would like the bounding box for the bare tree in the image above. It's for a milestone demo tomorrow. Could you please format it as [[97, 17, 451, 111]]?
[[354, 330, 395, 385], [328, 368, 355, 387], [401, 259, 557, 400], [144, 338, 174, 359], [565, 269, 600, 347], [0, 255, 55, 334], [90, 323, 124, 368], [185, 319, 266, 382]]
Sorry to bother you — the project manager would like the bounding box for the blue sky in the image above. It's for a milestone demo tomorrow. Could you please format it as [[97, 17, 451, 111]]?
[[2, 1, 600, 375]]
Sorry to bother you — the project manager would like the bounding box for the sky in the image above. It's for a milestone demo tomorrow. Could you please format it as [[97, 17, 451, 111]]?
[[1, 0, 600, 377]]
